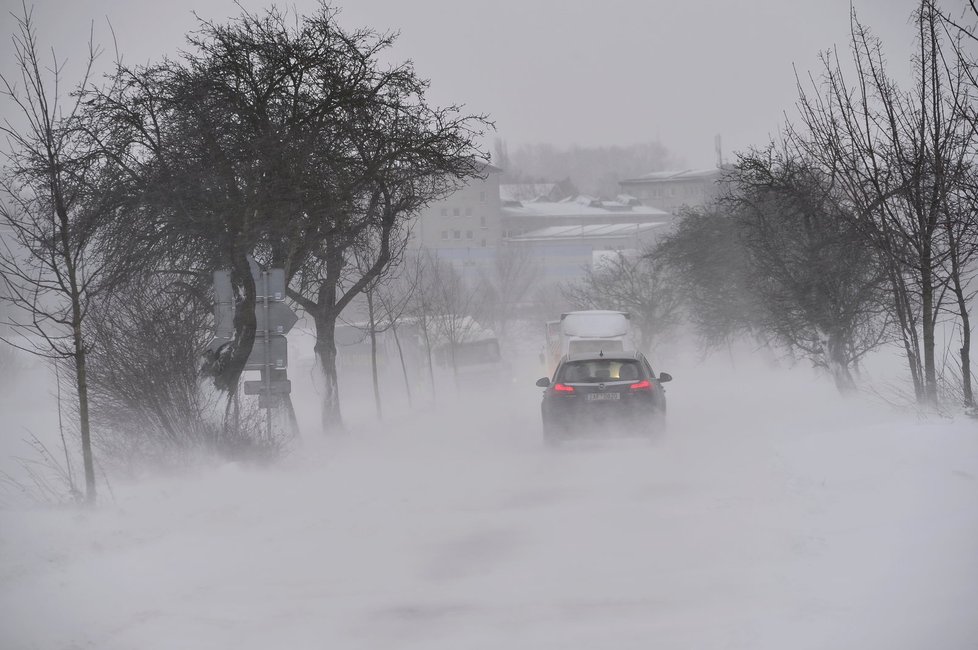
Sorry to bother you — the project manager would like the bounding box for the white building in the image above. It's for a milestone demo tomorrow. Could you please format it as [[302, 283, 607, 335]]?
[[410, 170, 675, 285], [408, 163, 503, 278], [501, 196, 672, 282], [618, 168, 727, 214]]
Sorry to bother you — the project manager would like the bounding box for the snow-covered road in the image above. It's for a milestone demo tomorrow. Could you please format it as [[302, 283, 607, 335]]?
[[2, 359, 977, 649]]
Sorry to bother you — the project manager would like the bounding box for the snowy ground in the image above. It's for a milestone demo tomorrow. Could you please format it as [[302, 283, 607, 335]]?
[[2, 352, 978, 650]]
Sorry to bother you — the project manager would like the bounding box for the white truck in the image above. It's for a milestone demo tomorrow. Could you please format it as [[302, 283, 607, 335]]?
[[544, 310, 634, 372]]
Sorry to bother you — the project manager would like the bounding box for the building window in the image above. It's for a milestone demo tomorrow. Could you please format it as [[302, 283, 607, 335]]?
[[466, 230, 473, 239], [479, 216, 486, 227], [440, 208, 448, 217], [464, 207, 473, 216], [440, 230, 448, 240], [480, 239, 487, 247], [453, 230, 461, 239], [452, 207, 461, 217], [480, 191, 487, 202]]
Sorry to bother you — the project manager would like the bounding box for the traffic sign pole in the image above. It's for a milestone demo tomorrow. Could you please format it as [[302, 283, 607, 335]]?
[[262, 270, 272, 441], [212, 259, 298, 440]]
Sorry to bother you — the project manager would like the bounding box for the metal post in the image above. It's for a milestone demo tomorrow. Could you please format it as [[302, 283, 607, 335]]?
[[263, 270, 272, 441]]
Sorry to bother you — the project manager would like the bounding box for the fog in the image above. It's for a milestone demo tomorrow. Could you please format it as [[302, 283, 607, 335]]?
[[0, 0, 915, 166], [3, 0, 978, 647], [2, 328, 978, 648]]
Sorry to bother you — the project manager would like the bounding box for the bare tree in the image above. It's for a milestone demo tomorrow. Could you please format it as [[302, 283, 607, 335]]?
[[0, 8, 123, 505], [91, 3, 490, 433], [404, 251, 439, 399], [654, 204, 759, 351], [348, 226, 414, 419], [423, 255, 478, 384], [286, 154, 489, 431], [726, 144, 891, 392], [373, 260, 423, 409], [80, 271, 277, 466], [793, 4, 977, 405], [924, 0, 978, 407], [476, 245, 540, 342], [562, 250, 683, 355]]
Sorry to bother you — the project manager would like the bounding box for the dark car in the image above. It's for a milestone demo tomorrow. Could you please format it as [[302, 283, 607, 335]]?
[[535, 351, 672, 445]]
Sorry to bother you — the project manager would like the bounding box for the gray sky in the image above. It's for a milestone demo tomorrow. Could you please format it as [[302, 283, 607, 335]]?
[[3, 0, 918, 168]]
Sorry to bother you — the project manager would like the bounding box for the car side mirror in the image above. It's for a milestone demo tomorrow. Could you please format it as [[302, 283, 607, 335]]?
[[535, 377, 551, 388], [657, 372, 672, 383]]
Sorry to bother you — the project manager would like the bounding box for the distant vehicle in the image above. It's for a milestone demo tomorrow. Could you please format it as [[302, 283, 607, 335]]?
[[544, 310, 634, 372], [535, 351, 672, 445], [433, 317, 510, 387]]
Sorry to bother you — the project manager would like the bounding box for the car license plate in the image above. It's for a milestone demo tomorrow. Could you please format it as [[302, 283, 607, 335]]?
[[586, 393, 619, 401]]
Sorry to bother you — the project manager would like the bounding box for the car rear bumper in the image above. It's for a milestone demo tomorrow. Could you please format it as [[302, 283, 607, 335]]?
[[543, 402, 663, 436]]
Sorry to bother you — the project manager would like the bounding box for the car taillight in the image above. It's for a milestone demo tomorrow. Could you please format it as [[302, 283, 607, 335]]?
[[553, 383, 575, 393], [630, 380, 653, 391]]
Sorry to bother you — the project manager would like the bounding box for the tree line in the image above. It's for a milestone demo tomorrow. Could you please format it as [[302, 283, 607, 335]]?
[[568, 1, 978, 410], [0, 3, 489, 504], [5, 0, 977, 506]]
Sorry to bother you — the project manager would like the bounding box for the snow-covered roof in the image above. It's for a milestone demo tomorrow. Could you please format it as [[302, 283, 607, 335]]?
[[501, 197, 669, 219], [499, 183, 558, 202], [620, 168, 724, 184], [506, 222, 667, 242]]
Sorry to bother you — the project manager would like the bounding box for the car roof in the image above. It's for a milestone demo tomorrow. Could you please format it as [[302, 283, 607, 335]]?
[[563, 351, 644, 362]]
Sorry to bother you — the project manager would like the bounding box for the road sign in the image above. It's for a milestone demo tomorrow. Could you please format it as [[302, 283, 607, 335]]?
[[243, 379, 292, 396], [217, 264, 287, 302], [255, 302, 299, 335], [213, 270, 235, 338], [213, 263, 297, 429], [245, 335, 288, 370], [249, 261, 286, 301]]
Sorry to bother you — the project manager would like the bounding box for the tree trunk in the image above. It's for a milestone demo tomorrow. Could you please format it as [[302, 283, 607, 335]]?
[[391, 323, 412, 407], [367, 290, 382, 419], [826, 329, 856, 395], [961, 323, 973, 408], [951, 283, 974, 408], [921, 260, 939, 405], [313, 310, 344, 432], [421, 321, 436, 401], [888, 263, 925, 401], [946, 228, 974, 408], [67, 257, 96, 505], [74, 336, 96, 506], [223, 253, 258, 392]]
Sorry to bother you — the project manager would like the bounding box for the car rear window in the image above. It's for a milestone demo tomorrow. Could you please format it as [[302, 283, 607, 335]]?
[[559, 359, 641, 383]]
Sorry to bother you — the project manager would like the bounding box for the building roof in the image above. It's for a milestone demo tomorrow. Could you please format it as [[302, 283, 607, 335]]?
[[501, 195, 670, 219], [619, 168, 723, 184], [506, 222, 668, 242], [499, 183, 558, 202]]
